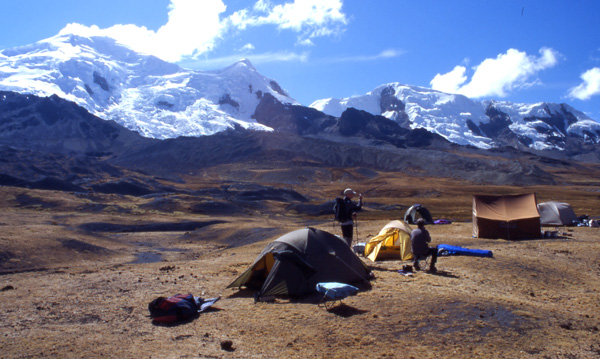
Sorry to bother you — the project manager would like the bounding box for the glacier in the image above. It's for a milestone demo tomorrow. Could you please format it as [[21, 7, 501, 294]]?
[[0, 33, 295, 139]]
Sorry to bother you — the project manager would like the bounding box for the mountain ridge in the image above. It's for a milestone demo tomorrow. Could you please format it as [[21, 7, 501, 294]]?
[[1, 33, 599, 152], [310, 83, 600, 151], [1, 90, 577, 189], [1, 32, 600, 192]]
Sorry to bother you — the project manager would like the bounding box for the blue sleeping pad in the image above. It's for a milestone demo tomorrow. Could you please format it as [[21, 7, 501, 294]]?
[[437, 244, 493, 258]]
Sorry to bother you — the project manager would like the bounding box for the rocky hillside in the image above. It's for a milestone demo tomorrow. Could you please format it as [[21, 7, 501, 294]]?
[[0, 91, 572, 189]]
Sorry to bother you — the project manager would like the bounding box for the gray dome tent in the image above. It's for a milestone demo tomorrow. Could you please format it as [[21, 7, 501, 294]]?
[[227, 227, 372, 299], [537, 201, 578, 226], [404, 204, 434, 224]]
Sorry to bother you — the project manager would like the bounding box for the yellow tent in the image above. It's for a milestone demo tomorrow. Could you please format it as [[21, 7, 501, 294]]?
[[364, 220, 413, 262]]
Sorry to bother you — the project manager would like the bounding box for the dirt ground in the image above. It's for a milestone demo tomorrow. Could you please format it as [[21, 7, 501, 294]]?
[[1, 184, 599, 359]]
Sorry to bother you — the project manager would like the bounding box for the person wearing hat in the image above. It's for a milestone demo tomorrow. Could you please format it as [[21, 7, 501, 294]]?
[[336, 188, 363, 246], [410, 218, 438, 272]]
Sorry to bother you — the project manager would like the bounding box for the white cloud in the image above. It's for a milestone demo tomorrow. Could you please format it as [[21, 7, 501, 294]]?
[[59, 0, 226, 62], [430, 48, 560, 98], [228, 0, 347, 43], [297, 38, 315, 47], [58, 0, 347, 63], [246, 51, 309, 64], [182, 51, 309, 70], [253, 0, 271, 13], [430, 66, 467, 94], [153, 0, 226, 58], [567, 67, 600, 100], [239, 43, 255, 52], [379, 49, 403, 59], [320, 49, 404, 64]]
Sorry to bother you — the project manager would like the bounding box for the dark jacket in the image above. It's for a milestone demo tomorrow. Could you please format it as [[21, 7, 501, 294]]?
[[410, 227, 431, 256], [339, 196, 362, 223]]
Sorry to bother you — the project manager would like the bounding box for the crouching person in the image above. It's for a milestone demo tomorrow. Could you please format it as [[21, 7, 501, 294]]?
[[410, 218, 438, 272]]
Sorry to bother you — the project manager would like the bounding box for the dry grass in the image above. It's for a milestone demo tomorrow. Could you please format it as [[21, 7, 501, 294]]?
[[1, 171, 599, 358]]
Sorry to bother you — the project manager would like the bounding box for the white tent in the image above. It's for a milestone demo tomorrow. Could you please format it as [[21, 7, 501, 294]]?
[[537, 201, 578, 226]]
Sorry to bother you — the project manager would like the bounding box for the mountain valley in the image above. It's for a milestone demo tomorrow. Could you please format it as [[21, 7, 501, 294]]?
[[1, 32, 600, 359]]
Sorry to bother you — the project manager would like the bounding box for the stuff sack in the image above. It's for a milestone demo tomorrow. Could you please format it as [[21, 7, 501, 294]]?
[[148, 293, 198, 324]]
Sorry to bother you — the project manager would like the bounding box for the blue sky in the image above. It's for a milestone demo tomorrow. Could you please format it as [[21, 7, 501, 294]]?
[[1, 0, 599, 121]]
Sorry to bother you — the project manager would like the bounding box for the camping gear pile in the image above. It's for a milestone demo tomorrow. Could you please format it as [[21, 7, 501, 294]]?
[[148, 294, 220, 324]]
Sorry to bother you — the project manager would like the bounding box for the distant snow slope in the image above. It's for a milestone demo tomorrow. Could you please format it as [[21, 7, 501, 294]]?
[[0, 34, 296, 139], [311, 83, 600, 150]]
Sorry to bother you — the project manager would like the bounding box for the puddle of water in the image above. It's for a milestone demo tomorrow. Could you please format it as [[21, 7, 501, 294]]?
[[129, 247, 186, 264], [131, 252, 163, 264]]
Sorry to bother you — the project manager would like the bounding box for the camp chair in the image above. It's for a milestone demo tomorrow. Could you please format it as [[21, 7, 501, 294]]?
[[316, 282, 358, 310], [413, 253, 432, 271]]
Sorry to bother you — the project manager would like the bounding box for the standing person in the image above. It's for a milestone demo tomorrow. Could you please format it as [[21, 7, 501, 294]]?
[[335, 188, 363, 246], [410, 218, 438, 272]]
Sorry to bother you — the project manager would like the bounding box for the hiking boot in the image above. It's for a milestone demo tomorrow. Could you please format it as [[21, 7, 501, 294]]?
[[413, 263, 421, 271], [429, 266, 437, 273]]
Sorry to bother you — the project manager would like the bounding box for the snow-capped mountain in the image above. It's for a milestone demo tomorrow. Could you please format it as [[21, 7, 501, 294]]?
[[311, 83, 600, 150], [1, 33, 599, 151], [0, 33, 296, 139]]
